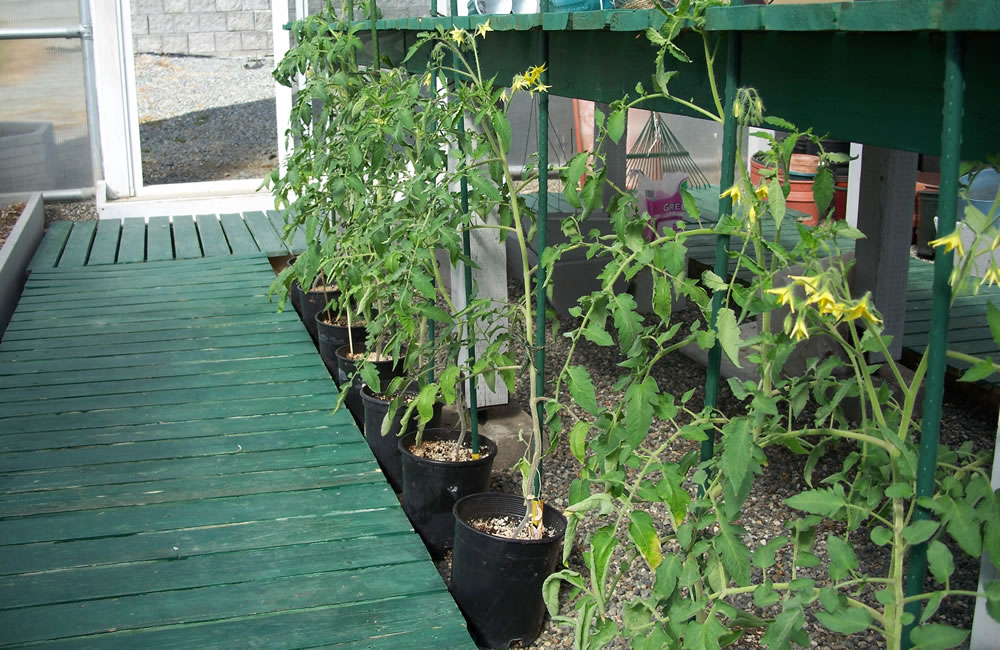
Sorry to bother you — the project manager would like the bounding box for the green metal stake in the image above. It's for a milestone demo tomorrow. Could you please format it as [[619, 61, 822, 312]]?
[[369, 0, 379, 73], [902, 31, 964, 649], [451, 0, 480, 455], [533, 2, 550, 498], [426, 0, 437, 386], [702, 8, 741, 464]]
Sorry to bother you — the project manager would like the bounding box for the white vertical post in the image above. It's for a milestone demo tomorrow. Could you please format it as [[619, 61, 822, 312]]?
[[91, 0, 141, 199], [272, 0, 294, 172]]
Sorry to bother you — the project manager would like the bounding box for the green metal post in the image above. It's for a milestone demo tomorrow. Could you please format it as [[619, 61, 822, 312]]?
[[534, 1, 550, 497], [902, 31, 964, 649], [426, 0, 437, 385], [369, 0, 379, 72], [451, 0, 480, 454], [702, 5, 741, 463]]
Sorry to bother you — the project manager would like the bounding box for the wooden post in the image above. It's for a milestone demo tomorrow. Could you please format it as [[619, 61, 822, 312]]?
[[449, 209, 509, 407], [853, 146, 918, 360], [595, 102, 628, 206]]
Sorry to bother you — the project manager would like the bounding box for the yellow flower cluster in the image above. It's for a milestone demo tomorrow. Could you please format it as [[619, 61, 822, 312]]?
[[720, 181, 767, 226], [766, 275, 882, 341], [510, 63, 550, 95]]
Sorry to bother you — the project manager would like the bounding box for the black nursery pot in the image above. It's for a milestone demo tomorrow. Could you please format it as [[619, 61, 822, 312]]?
[[315, 313, 366, 384], [360, 386, 441, 492], [451, 492, 568, 648], [398, 429, 496, 557], [299, 288, 339, 345], [336, 345, 402, 433]]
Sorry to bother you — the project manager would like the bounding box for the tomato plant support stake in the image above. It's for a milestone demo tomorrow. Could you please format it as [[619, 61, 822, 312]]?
[[901, 30, 964, 650], [451, 0, 481, 457], [702, 0, 742, 466], [533, 2, 550, 497]]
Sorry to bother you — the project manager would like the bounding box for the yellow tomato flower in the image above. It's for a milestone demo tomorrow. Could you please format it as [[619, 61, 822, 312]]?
[[982, 265, 1000, 287], [532, 82, 551, 94], [841, 294, 882, 325], [511, 75, 529, 91], [806, 288, 837, 314], [524, 63, 547, 85], [788, 274, 820, 293], [754, 183, 768, 200], [450, 27, 466, 44], [766, 284, 796, 312], [928, 230, 965, 257], [790, 315, 809, 341], [475, 19, 493, 38], [720, 183, 744, 205]]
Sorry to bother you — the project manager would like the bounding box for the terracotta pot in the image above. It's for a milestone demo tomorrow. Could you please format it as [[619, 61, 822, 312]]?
[[750, 157, 819, 225]]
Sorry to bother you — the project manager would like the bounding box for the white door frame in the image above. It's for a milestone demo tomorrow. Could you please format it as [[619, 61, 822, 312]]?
[[90, 0, 296, 218]]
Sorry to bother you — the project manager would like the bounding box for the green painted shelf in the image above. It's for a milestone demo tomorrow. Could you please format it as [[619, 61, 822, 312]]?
[[355, 0, 999, 159]]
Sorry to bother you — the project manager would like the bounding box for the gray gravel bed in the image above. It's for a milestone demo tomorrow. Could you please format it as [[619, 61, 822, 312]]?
[[135, 53, 278, 185], [468, 283, 997, 649]]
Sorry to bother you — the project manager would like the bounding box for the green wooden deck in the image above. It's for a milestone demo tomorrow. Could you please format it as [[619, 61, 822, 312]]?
[[0, 252, 473, 647], [29, 211, 306, 269]]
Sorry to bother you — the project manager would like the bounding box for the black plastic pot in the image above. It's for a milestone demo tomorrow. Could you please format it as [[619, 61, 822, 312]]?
[[398, 429, 496, 557], [360, 385, 441, 492], [300, 288, 339, 345], [451, 492, 568, 648], [315, 313, 366, 384], [336, 345, 402, 433]]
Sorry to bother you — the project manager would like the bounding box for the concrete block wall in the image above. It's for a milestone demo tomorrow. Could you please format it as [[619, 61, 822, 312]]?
[[132, 0, 274, 58]]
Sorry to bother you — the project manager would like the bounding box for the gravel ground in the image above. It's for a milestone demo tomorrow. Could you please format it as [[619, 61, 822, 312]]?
[[449, 282, 998, 649], [135, 53, 278, 185]]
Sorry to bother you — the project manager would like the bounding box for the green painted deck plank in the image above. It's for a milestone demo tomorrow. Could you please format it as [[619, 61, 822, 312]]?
[[269, 210, 307, 252], [23, 589, 472, 650], [116, 217, 147, 264], [219, 213, 261, 255], [0, 326, 303, 363], [1, 309, 294, 345], [12, 283, 272, 313], [4, 299, 280, 330], [0, 534, 426, 610], [21, 272, 275, 299], [0, 506, 415, 577], [0, 430, 361, 480], [0, 461, 381, 516], [0, 482, 398, 546], [0, 378, 333, 422], [0, 342, 315, 378], [145, 216, 174, 261], [28, 251, 264, 281], [0, 318, 302, 353], [243, 210, 289, 256], [85, 219, 122, 266], [0, 560, 443, 644], [0, 411, 342, 453], [171, 214, 202, 259], [196, 214, 231, 257], [28, 221, 73, 270], [56, 221, 97, 268], [0, 359, 324, 404], [0, 370, 330, 417], [0, 392, 336, 436], [0, 311, 293, 345]]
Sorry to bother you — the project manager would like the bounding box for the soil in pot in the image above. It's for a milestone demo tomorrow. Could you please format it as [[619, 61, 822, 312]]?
[[361, 385, 441, 493], [315, 313, 366, 384], [299, 285, 339, 345], [450, 492, 567, 648], [336, 344, 402, 433], [399, 428, 496, 557]]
